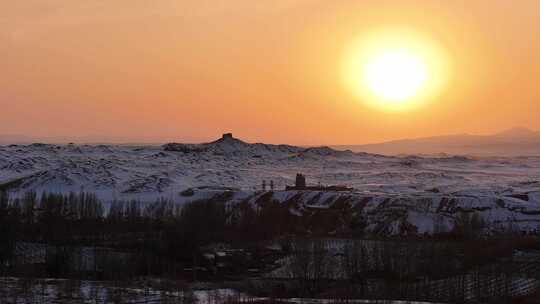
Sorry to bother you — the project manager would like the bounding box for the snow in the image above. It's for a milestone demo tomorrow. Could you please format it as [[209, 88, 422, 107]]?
[[2, 135, 540, 235], [2, 139, 540, 202], [407, 211, 438, 234], [0, 276, 452, 304]]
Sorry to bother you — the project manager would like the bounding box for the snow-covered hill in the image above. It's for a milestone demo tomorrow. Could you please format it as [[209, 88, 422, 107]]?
[[238, 190, 540, 235], [1, 133, 540, 234]]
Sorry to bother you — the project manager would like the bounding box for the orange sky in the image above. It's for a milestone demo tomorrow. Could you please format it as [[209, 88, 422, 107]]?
[[1, 0, 540, 145]]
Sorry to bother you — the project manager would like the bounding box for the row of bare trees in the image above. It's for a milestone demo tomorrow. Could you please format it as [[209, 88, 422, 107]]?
[[0, 190, 303, 279], [1, 189, 539, 303], [279, 238, 538, 303]]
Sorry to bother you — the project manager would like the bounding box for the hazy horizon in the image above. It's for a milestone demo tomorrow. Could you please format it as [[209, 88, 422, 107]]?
[[1, 126, 539, 147]]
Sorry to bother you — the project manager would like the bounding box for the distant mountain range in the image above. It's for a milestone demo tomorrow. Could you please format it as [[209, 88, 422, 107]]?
[[335, 127, 540, 156]]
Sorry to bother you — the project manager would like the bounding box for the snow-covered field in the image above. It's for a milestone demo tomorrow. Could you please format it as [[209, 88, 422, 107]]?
[[1, 134, 540, 234], [2, 134, 540, 199]]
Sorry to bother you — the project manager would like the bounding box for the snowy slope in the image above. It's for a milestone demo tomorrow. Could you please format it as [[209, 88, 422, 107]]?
[[1, 134, 540, 200], [1, 134, 540, 234]]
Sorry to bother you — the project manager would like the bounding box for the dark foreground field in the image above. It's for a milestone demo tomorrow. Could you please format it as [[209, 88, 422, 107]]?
[[1, 190, 540, 303]]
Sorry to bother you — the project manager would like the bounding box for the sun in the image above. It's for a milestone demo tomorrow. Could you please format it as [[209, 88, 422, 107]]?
[[364, 49, 427, 102], [343, 28, 450, 111]]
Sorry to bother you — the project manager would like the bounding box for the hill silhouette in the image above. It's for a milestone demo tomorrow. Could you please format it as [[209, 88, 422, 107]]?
[[336, 127, 540, 156]]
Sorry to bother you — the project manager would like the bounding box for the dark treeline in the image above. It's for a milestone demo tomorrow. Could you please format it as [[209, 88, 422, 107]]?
[[1, 190, 540, 303], [261, 238, 540, 302], [0, 189, 509, 253], [0, 190, 310, 280]]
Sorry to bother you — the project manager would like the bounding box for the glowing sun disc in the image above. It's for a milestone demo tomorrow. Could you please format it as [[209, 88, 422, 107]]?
[[364, 50, 427, 102], [342, 28, 450, 111]]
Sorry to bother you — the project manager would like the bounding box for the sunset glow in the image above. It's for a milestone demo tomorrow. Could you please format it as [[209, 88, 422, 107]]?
[[1, 1, 540, 144], [364, 49, 427, 103], [343, 29, 450, 111]]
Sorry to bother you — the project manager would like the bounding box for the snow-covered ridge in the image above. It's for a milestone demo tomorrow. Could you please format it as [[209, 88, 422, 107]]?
[[1, 133, 540, 234], [151, 188, 540, 235], [162, 133, 350, 157], [247, 190, 540, 235], [1, 133, 540, 206]]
